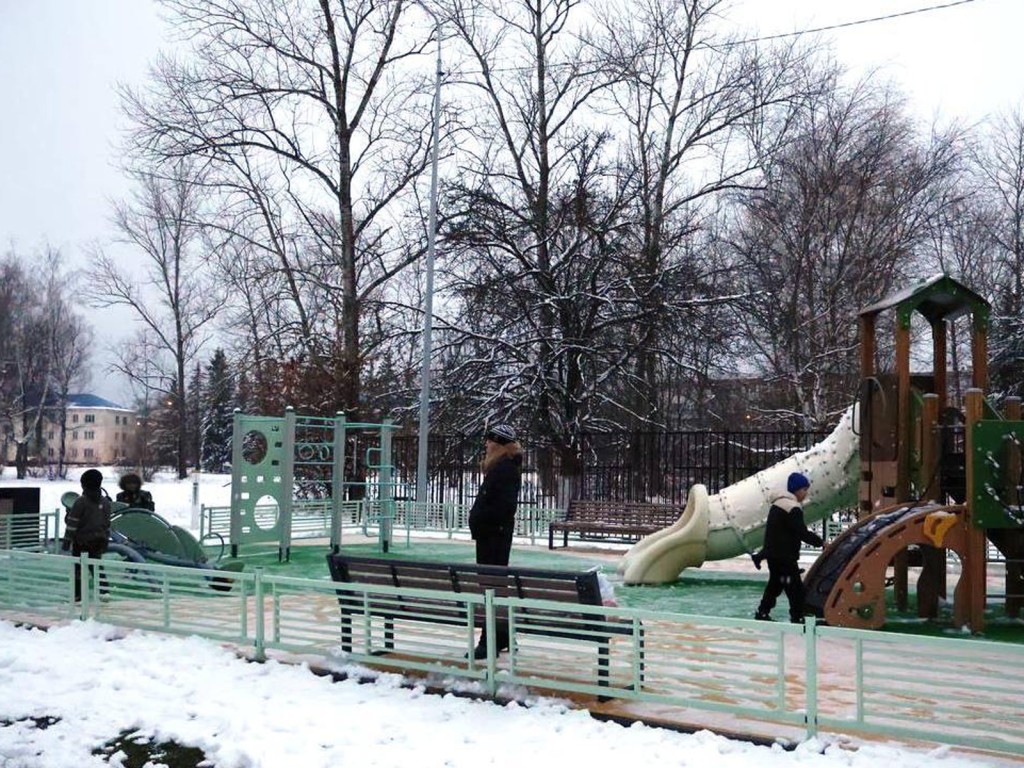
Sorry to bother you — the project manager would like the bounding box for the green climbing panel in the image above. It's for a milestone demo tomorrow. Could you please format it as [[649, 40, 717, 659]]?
[[971, 419, 1024, 528]]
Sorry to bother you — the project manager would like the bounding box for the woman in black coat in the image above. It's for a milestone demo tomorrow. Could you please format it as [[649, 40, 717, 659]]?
[[467, 424, 522, 657], [468, 424, 523, 567]]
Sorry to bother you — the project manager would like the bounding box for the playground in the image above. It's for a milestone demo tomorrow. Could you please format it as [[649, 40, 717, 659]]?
[[4, 274, 1024, 759]]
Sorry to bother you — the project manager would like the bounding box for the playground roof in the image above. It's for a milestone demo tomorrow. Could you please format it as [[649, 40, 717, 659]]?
[[859, 273, 990, 324]]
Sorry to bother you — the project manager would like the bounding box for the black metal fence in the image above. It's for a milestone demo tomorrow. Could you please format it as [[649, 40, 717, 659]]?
[[392, 429, 829, 508]]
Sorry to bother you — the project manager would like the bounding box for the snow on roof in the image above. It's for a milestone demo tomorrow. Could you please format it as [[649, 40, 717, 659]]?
[[66, 393, 131, 411]]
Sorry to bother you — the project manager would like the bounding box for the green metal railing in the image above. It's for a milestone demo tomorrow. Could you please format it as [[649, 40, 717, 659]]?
[[201, 500, 565, 548], [1, 510, 61, 551], [201, 500, 853, 556], [2, 548, 1023, 756], [815, 623, 1024, 754]]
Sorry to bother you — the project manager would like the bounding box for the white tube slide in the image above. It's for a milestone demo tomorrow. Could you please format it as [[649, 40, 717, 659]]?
[[619, 405, 860, 585]]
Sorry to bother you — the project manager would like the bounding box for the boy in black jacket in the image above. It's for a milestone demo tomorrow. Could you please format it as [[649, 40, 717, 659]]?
[[754, 472, 823, 623], [63, 469, 112, 601]]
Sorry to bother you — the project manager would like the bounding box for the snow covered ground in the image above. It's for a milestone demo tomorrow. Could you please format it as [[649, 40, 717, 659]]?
[[0, 468, 1017, 767], [0, 620, 1009, 768]]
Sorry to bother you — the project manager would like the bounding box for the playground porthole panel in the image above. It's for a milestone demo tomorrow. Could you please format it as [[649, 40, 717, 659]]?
[[253, 495, 279, 531], [242, 430, 269, 465]]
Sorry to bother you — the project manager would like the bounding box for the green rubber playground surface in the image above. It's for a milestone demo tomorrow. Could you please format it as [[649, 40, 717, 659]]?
[[214, 539, 766, 618], [212, 539, 1024, 642]]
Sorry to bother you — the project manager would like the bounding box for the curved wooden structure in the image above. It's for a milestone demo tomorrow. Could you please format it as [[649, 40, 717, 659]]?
[[806, 503, 969, 629]]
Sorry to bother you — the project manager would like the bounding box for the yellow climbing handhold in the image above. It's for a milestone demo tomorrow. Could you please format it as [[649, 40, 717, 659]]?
[[923, 511, 958, 547]]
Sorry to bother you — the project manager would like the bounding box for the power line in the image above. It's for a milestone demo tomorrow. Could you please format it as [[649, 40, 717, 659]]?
[[727, 0, 978, 46], [448, 0, 980, 77]]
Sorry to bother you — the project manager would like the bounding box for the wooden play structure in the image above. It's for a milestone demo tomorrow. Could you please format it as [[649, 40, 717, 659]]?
[[804, 275, 1024, 632]]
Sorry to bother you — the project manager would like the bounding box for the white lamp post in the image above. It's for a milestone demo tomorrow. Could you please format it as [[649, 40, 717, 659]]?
[[416, 11, 443, 509]]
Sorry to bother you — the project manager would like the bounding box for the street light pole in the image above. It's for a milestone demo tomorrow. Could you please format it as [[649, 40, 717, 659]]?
[[416, 16, 442, 509]]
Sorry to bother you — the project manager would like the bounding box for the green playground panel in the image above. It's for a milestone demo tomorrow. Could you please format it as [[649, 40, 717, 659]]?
[[971, 420, 1024, 529]]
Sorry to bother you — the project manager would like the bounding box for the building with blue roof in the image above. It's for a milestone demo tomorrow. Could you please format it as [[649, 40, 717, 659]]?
[[4, 393, 139, 466], [65, 394, 130, 410]]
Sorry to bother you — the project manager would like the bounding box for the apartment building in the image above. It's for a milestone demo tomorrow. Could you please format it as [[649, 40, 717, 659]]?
[[39, 394, 138, 466]]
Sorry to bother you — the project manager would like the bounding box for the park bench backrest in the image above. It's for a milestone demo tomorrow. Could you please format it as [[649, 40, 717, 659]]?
[[565, 500, 681, 528], [326, 554, 603, 606]]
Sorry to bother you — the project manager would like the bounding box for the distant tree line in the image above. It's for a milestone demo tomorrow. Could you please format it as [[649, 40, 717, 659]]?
[[10, 0, 1022, 483]]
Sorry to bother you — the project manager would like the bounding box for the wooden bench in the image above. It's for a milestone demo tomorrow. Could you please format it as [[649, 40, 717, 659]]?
[[325, 554, 643, 695], [548, 499, 683, 548]]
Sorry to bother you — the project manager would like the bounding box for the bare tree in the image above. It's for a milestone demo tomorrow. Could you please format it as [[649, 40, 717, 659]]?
[[120, 0, 442, 418], [0, 248, 90, 478], [973, 106, 1024, 397], [44, 260, 93, 478], [0, 254, 50, 478], [596, 0, 820, 426], [88, 163, 220, 478], [439, 0, 624, 463], [730, 77, 964, 428]]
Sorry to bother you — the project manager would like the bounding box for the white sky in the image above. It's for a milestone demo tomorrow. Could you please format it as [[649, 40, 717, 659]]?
[[1, 0, 1021, 403], [0, 470, 1011, 768]]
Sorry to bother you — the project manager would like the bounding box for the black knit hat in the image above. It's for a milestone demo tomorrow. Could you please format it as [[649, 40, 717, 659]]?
[[119, 473, 142, 491], [485, 424, 517, 445], [80, 469, 103, 491]]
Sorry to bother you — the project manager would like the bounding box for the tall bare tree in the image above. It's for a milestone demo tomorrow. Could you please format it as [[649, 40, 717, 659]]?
[[730, 77, 964, 428], [121, 0, 442, 418], [597, 0, 820, 426], [439, 0, 624, 462], [88, 163, 220, 478], [973, 107, 1024, 397], [0, 248, 90, 478], [0, 253, 50, 478], [44, 257, 93, 478]]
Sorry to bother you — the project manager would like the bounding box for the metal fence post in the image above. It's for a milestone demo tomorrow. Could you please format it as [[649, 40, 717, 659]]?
[[484, 589, 496, 696], [254, 567, 266, 661], [79, 553, 89, 621], [805, 616, 818, 739], [722, 430, 731, 488]]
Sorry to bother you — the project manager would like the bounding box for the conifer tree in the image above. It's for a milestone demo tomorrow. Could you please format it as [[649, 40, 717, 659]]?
[[150, 381, 182, 469], [201, 349, 235, 472], [187, 362, 203, 469]]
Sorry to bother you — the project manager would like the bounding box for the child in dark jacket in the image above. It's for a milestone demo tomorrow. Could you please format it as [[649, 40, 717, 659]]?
[[116, 473, 155, 511], [63, 469, 111, 600], [754, 472, 823, 623]]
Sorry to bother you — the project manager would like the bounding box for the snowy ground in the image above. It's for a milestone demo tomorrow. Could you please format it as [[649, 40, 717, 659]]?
[[0, 620, 1010, 768], [0, 468, 1018, 767]]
